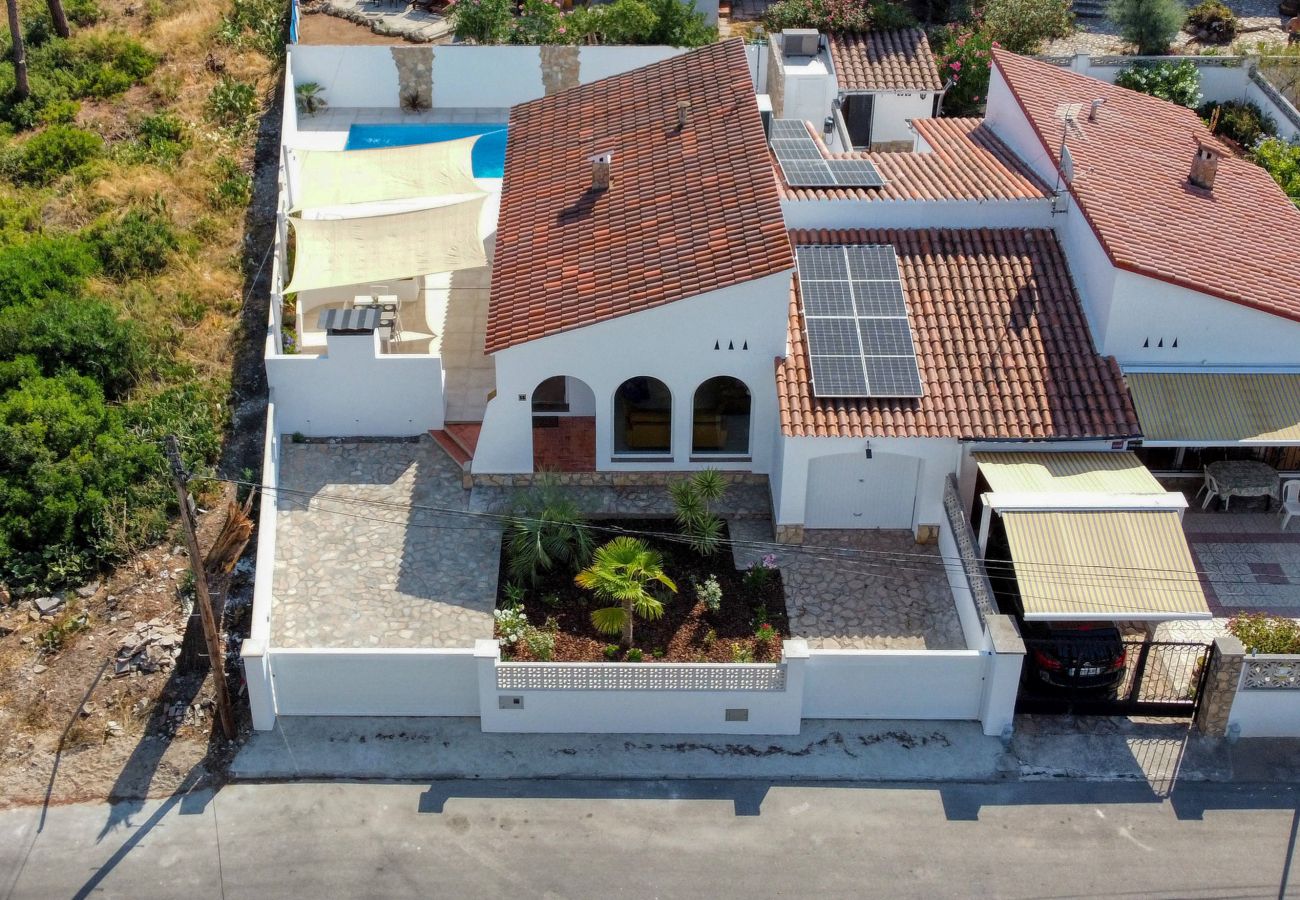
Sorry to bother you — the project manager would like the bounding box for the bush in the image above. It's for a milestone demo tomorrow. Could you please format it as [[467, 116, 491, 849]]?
[[1251, 137, 1300, 208], [448, 0, 515, 43], [982, 0, 1073, 53], [641, 0, 715, 46], [763, 0, 871, 33], [217, 0, 287, 57], [1114, 60, 1201, 107], [0, 236, 98, 308], [206, 77, 258, 133], [0, 32, 158, 128], [126, 112, 189, 166], [4, 125, 104, 184], [1184, 0, 1236, 42], [869, 1, 918, 29], [210, 157, 252, 209], [0, 297, 145, 398], [670, 469, 727, 556], [1227, 613, 1300, 654], [504, 479, 594, 584], [1199, 99, 1277, 147], [89, 206, 179, 278], [935, 26, 996, 116], [694, 574, 722, 613], [493, 605, 529, 644], [522, 625, 556, 661], [1108, 0, 1186, 55]]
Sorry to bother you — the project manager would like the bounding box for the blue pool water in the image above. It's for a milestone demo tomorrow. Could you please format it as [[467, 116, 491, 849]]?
[[345, 123, 508, 178]]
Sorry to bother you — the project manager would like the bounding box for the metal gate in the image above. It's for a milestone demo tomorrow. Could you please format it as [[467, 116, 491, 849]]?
[[1017, 637, 1213, 717]]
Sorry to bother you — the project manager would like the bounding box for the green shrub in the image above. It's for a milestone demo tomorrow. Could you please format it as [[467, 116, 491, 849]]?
[[1114, 59, 1201, 107], [89, 206, 179, 278], [67, 0, 103, 25], [0, 32, 159, 128], [1227, 613, 1300, 654], [694, 574, 722, 613], [39, 99, 80, 125], [1199, 99, 1277, 147], [1251, 137, 1300, 208], [206, 76, 258, 132], [125, 112, 189, 166], [0, 297, 146, 398], [5, 125, 104, 184], [670, 469, 726, 556], [1108, 0, 1186, 55], [217, 0, 287, 57], [982, 0, 1074, 53], [522, 625, 556, 661], [209, 157, 252, 209], [504, 479, 594, 584], [1184, 0, 1236, 42], [935, 26, 996, 116], [870, 1, 918, 28], [625, 647, 644, 662], [0, 236, 98, 307], [763, 0, 871, 32], [641, 0, 715, 46], [449, 0, 515, 43], [510, 0, 566, 42], [493, 605, 528, 644]]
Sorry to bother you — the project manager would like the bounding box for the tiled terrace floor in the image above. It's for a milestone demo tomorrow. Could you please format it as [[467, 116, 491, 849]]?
[[731, 521, 967, 651], [272, 437, 498, 648]]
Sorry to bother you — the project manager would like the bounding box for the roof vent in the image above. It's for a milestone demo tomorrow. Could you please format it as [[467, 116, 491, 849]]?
[[1189, 140, 1222, 191], [1088, 98, 1105, 122], [677, 100, 691, 130], [782, 28, 820, 57], [589, 151, 612, 192]]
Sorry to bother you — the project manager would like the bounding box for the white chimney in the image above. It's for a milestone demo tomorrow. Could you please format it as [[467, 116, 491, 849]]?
[[589, 151, 612, 192]]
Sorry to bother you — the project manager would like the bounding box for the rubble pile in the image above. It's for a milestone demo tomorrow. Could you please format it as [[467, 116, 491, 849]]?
[[114, 620, 182, 676]]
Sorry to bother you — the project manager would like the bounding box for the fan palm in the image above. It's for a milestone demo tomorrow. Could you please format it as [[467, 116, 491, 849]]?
[[577, 537, 677, 648], [504, 480, 594, 584]]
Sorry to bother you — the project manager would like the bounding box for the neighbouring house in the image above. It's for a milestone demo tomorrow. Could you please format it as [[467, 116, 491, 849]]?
[[766, 28, 943, 153]]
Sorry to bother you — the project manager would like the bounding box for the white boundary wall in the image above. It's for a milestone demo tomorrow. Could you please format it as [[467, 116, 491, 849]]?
[[802, 650, 985, 719], [271, 648, 480, 716], [1228, 655, 1300, 738], [241, 404, 280, 731]]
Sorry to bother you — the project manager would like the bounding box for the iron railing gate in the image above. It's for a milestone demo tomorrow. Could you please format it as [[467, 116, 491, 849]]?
[[1017, 637, 1213, 717]]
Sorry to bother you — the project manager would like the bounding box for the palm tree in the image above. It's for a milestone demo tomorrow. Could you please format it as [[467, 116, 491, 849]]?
[[46, 0, 69, 39], [577, 537, 677, 649], [5, 0, 28, 101]]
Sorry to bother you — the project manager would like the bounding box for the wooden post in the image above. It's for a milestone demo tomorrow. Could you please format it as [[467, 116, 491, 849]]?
[[165, 436, 236, 740]]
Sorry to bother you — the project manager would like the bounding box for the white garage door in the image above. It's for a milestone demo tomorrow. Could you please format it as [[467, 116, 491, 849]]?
[[805, 451, 920, 529]]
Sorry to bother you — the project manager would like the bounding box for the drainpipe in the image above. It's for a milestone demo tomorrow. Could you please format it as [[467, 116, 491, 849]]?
[[934, 76, 956, 118]]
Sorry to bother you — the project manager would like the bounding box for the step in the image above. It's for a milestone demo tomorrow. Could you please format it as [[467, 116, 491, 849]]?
[[444, 422, 482, 459], [429, 429, 472, 469]]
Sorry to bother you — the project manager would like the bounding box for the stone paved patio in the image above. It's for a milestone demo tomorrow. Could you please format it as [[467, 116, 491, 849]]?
[[272, 437, 498, 648], [731, 521, 966, 651]]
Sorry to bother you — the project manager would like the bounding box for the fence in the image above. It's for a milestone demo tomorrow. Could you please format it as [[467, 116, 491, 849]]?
[[271, 648, 480, 716], [1231, 654, 1300, 738]]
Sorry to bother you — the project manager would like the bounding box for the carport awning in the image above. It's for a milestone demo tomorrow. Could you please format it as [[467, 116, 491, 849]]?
[[975, 451, 1163, 495], [1000, 510, 1210, 621], [1126, 372, 1300, 444]]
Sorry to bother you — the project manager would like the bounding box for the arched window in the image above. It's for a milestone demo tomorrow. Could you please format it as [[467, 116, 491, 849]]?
[[614, 377, 672, 455], [692, 377, 750, 455]]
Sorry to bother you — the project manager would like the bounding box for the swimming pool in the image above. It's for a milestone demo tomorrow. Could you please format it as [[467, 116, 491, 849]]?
[[345, 123, 508, 179]]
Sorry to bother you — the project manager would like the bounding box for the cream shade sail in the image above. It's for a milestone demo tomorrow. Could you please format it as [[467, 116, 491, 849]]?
[[288, 138, 482, 212], [283, 195, 488, 295], [1000, 510, 1211, 621]]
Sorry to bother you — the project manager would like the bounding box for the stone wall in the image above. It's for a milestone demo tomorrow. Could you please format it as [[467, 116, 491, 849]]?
[[774, 523, 804, 545], [391, 45, 433, 110], [540, 45, 579, 96], [1194, 634, 1244, 737]]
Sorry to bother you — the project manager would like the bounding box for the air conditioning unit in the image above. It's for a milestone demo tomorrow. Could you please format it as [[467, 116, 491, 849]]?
[[782, 28, 820, 58]]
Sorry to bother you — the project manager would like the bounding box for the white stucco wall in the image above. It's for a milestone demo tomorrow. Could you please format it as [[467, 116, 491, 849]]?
[[269, 649, 480, 717], [289, 45, 404, 109], [267, 332, 445, 437], [801, 650, 986, 719], [984, 65, 1059, 187], [1230, 678, 1300, 738], [780, 197, 1053, 230], [474, 270, 793, 474], [866, 91, 934, 145]]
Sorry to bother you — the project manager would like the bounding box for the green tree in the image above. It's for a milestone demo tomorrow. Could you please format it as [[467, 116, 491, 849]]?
[[645, 0, 715, 47], [1108, 0, 1185, 55], [981, 0, 1074, 53], [5, 0, 29, 100], [1251, 137, 1300, 208], [504, 479, 595, 584], [578, 537, 677, 648], [670, 468, 727, 555]]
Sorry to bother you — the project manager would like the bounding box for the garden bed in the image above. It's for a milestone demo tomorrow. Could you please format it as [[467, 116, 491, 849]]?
[[494, 518, 788, 663]]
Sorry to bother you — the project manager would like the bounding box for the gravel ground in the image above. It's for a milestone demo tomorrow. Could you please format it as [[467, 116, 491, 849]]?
[[1043, 0, 1291, 56]]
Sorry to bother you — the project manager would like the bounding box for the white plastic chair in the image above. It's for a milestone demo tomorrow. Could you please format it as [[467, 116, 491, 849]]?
[[1282, 480, 1300, 531], [1196, 469, 1223, 510]]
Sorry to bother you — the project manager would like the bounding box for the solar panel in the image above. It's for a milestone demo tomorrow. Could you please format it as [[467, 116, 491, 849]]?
[[793, 244, 924, 399], [770, 120, 887, 189]]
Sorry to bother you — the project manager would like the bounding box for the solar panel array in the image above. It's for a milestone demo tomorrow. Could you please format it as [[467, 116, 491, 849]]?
[[795, 245, 924, 398], [770, 119, 886, 189]]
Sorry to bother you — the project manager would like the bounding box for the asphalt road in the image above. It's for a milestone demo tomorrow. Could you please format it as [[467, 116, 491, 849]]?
[[3, 780, 1298, 899]]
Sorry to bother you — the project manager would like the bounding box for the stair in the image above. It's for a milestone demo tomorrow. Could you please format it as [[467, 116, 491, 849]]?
[[429, 422, 481, 487]]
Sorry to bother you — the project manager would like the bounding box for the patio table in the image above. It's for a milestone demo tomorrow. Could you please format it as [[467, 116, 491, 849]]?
[[1205, 460, 1280, 510]]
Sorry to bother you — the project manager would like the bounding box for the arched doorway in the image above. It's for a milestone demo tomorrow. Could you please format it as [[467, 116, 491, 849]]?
[[692, 376, 751, 456], [613, 376, 673, 456], [531, 376, 596, 472]]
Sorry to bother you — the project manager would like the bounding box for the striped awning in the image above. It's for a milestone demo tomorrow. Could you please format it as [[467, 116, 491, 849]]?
[[975, 451, 1163, 495], [1126, 372, 1300, 444], [1000, 510, 1211, 621]]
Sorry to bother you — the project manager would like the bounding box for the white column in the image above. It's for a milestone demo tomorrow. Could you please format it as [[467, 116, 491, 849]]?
[[979, 615, 1025, 738], [474, 639, 503, 731], [241, 639, 276, 731]]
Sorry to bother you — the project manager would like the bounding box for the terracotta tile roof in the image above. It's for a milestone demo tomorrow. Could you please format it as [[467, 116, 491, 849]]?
[[779, 117, 1052, 202], [485, 40, 793, 354], [777, 228, 1141, 439], [992, 50, 1300, 324], [827, 30, 943, 93]]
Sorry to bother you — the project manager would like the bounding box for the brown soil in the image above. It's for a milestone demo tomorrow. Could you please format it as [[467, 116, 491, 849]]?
[[497, 520, 788, 663], [296, 10, 412, 45], [0, 489, 255, 810]]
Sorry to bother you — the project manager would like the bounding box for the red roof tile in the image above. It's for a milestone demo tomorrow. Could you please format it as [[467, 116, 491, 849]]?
[[777, 228, 1140, 439], [992, 50, 1300, 324], [779, 117, 1052, 202], [485, 40, 794, 354], [827, 30, 943, 93]]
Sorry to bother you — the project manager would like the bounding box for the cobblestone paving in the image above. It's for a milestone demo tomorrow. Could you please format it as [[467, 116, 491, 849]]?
[[730, 521, 966, 651], [272, 437, 498, 648]]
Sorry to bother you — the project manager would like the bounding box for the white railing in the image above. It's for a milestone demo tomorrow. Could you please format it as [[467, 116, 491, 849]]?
[[496, 661, 787, 692]]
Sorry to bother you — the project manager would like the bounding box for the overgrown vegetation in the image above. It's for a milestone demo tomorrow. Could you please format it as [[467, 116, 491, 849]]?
[[1251, 137, 1300, 207], [761, 0, 915, 33], [449, 0, 717, 46], [1184, 0, 1236, 43], [980, 0, 1073, 54], [1199, 99, 1277, 147], [1107, 0, 1186, 55], [1227, 614, 1300, 654], [0, 0, 279, 591], [1114, 59, 1202, 107]]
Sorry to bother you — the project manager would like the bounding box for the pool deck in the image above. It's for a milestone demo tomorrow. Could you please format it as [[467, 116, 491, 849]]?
[[291, 107, 510, 151]]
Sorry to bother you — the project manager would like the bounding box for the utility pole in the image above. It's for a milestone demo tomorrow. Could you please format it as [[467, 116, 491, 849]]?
[[165, 435, 236, 740]]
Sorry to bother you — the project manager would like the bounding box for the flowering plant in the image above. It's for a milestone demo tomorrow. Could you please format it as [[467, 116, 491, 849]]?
[[936, 26, 997, 117], [743, 553, 779, 590], [494, 606, 529, 645]]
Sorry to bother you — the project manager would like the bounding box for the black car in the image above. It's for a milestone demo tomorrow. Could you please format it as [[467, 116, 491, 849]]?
[[1020, 620, 1127, 693]]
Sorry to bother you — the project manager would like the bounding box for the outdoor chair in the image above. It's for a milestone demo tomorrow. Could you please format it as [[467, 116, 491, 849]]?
[[1195, 468, 1222, 510], [1282, 480, 1300, 531]]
